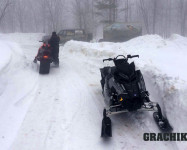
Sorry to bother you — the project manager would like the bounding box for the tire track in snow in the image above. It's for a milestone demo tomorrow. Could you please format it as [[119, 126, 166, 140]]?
[[11, 66, 67, 150]]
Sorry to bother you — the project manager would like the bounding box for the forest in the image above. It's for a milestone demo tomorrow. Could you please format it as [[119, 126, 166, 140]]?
[[0, 0, 187, 37]]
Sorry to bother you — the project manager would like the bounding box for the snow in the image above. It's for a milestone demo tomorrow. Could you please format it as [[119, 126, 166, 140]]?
[[0, 34, 40, 150], [0, 33, 186, 150]]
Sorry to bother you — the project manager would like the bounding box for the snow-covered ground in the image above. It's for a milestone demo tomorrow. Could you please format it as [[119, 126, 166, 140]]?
[[0, 33, 186, 150]]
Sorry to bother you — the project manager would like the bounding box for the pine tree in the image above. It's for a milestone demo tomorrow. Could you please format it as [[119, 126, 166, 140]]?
[[95, 0, 117, 24]]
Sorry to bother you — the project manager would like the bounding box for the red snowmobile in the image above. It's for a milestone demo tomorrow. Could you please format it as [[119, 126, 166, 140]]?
[[33, 42, 53, 74]]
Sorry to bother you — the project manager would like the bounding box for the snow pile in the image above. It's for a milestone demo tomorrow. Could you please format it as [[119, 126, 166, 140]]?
[[64, 35, 187, 149]]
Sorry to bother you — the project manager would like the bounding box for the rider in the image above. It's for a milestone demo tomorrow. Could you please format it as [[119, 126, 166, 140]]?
[[48, 32, 60, 65]]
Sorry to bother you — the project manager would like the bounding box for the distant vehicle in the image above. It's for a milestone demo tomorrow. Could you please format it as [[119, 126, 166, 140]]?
[[58, 29, 92, 43], [99, 22, 142, 42], [42, 29, 93, 44]]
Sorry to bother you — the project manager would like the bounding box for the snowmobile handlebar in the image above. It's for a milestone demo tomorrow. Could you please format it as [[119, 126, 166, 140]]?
[[103, 58, 113, 62], [115, 55, 139, 60], [103, 55, 139, 62], [127, 55, 139, 59]]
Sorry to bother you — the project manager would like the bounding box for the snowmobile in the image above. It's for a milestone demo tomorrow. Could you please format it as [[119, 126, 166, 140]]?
[[100, 55, 172, 137], [33, 41, 53, 74]]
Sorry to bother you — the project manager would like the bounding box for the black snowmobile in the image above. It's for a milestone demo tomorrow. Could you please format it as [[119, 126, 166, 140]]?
[[100, 55, 172, 137], [34, 41, 53, 74]]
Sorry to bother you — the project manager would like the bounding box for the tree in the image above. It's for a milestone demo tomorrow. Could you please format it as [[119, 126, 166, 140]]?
[[45, 0, 64, 32], [124, 0, 129, 22], [179, 0, 187, 36], [0, 0, 11, 24], [73, 0, 83, 29], [152, 0, 158, 34], [16, 0, 25, 32], [71, 0, 95, 34], [139, 0, 150, 34], [95, 0, 118, 24], [182, 1, 187, 36]]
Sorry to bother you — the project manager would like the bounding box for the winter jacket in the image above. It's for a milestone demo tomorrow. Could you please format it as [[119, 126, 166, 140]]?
[[48, 35, 60, 49]]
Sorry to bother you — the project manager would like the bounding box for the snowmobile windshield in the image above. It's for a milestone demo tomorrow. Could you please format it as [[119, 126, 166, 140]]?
[[115, 60, 135, 77], [114, 59, 127, 66]]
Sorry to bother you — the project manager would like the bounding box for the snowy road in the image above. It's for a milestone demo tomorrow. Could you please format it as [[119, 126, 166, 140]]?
[[0, 34, 186, 150]]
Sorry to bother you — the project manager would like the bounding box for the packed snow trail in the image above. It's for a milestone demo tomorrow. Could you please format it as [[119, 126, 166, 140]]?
[[0, 33, 186, 150]]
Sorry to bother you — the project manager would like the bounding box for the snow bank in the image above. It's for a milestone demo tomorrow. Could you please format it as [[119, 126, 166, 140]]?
[[64, 35, 187, 149], [65, 35, 187, 81], [0, 34, 40, 150]]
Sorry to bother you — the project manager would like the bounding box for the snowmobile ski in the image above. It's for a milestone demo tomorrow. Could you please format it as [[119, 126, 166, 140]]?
[[153, 112, 173, 132], [101, 109, 112, 137]]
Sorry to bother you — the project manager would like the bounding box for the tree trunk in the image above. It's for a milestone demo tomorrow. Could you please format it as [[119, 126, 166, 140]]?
[[152, 0, 157, 34], [139, 0, 150, 34]]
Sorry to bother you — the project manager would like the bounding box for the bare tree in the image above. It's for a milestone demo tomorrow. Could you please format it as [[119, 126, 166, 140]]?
[[73, 0, 83, 29], [182, 1, 187, 36], [124, 0, 129, 22], [71, 0, 95, 34], [45, 0, 64, 32], [139, 0, 150, 34], [179, 0, 187, 36], [16, 0, 25, 32], [95, 0, 118, 24], [152, 0, 158, 34], [0, 0, 11, 24]]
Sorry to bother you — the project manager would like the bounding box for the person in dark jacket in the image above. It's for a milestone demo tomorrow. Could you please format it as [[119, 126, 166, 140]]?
[[48, 32, 60, 65]]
